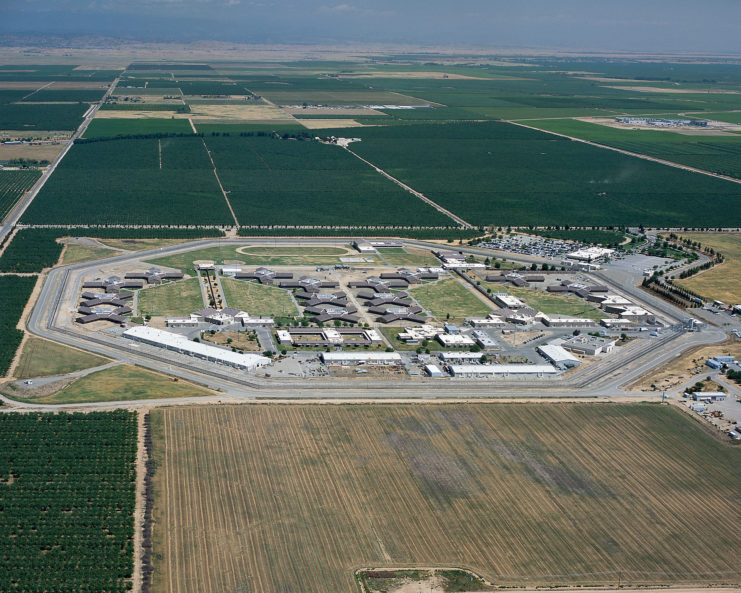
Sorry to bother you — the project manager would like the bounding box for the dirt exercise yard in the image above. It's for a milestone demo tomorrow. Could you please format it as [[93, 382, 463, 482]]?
[[149, 403, 741, 593]]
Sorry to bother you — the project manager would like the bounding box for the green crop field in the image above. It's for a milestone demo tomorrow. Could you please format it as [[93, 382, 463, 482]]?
[[138, 277, 204, 317], [0, 169, 40, 219], [22, 89, 106, 103], [0, 411, 136, 593], [343, 121, 741, 227], [84, 118, 194, 138], [0, 103, 89, 130], [221, 278, 298, 317], [528, 228, 628, 246], [21, 137, 233, 225], [0, 275, 36, 376], [150, 403, 741, 593], [411, 277, 493, 321], [204, 135, 454, 226], [522, 118, 741, 179]]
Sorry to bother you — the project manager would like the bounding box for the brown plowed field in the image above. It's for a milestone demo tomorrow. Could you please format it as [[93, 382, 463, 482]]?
[[150, 404, 741, 593]]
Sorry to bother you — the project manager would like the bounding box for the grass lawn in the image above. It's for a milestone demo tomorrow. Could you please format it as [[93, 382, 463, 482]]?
[[411, 278, 493, 321], [14, 364, 215, 404], [676, 233, 741, 303], [14, 337, 111, 379], [146, 245, 241, 272], [220, 278, 298, 317], [378, 248, 440, 267], [505, 286, 608, 320], [58, 244, 118, 265], [138, 278, 204, 317]]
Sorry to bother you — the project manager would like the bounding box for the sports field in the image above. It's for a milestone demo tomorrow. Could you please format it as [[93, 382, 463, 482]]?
[[150, 404, 741, 593]]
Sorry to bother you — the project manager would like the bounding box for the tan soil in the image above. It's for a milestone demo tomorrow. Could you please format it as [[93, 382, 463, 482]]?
[[0, 141, 68, 162], [285, 107, 386, 116], [299, 118, 366, 129]]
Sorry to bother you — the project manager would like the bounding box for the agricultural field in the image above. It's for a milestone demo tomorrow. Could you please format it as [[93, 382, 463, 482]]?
[[220, 278, 298, 317], [0, 228, 66, 272], [521, 118, 741, 179], [0, 411, 136, 593], [675, 233, 741, 303], [14, 337, 110, 379], [0, 275, 37, 376], [0, 103, 90, 130], [203, 135, 454, 226], [411, 277, 492, 321], [21, 89, 106, 103], [150, 403, 741, 593], [21, 137, 233, 225], [84, 117, 194, 138], [138, 277, 204, 317], [0, 169, 40, 219], [343, 121, 741, 227]]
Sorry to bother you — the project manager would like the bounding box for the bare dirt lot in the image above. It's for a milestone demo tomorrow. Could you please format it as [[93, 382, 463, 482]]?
[[298, 118, 366, 129], [0, 141, 68, 162]]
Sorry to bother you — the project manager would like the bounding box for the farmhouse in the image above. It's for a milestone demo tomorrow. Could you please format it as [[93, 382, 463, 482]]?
[[123, 326, 270, 371]]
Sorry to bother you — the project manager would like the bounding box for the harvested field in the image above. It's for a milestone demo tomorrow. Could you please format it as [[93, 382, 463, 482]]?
[[150, 403, 741, 593], [188, 103, 294, 121], [298, 118, 365, 129], [0, 141, 67, 162]]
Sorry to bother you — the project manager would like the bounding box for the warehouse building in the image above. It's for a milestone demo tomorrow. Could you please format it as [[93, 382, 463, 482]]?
[[447, 364, 558, 377], [123, 326, 270, 370], [320, 351, 402, 365], [537, 344, 580, 369]]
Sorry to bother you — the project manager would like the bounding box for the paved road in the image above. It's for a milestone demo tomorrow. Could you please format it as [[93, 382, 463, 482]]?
[[2, 236, 730, 411], [0, 78, 120, 245]]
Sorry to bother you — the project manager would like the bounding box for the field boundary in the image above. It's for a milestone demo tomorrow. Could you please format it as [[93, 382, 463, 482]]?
[[508, 120, 741, 186]]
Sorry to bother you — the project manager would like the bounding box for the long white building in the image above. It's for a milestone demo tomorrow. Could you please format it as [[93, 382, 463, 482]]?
[[123, 326, 270, 371], [448, 364, 558, 377], [320, 351, 402, 365]]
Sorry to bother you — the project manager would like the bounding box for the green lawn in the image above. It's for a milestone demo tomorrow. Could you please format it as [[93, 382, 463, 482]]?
[[14, 337, 111, 379], [411, 278, 493, 321], [138, 277, 204, 317], [146, 245, 241, 272], [378, 248, 440, 267], [220, 278, 298, 317], [505, 286, 608, 320]]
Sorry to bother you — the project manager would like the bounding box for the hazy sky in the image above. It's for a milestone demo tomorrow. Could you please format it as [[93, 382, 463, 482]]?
[[4, 0, 741, 53]]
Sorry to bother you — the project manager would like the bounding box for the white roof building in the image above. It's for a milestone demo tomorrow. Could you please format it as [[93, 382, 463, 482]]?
[[448, 364, 558, 377], [438, 351, 486, 362], [425, 364, 443, 377], [320, 351, 402, 365], [276, 330, 293, 344], [437, 333, 476, 347], [561, 335, 616, 356], [494, 294, 525, 309], [567, 247, 614, 262], [537, 344, 580, 368], [468, 315, 506, 328], [123, 326, 270, 370]]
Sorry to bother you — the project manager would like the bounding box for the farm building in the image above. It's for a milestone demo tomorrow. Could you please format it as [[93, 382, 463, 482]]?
[[448, 364, 558, 377], [320, 351, 402, 365], [123, 326, 270, 371]]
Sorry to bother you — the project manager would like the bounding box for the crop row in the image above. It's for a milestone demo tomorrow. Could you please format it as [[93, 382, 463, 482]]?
[[0, 170, 41, 219], [0, 411, 137, 593], [0, 103, 90, 131], [341, 121, 741, 227], [21, 137, 234, 225], [0, 275, 37, 376]]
